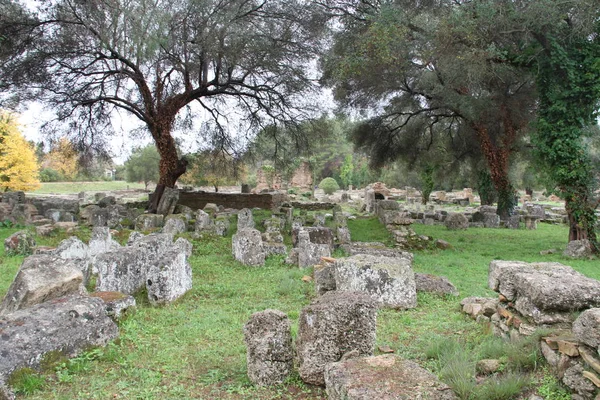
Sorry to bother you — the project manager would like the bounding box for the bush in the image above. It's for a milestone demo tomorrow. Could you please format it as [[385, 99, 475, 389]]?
[[39, 168, 63, 182], [319, 177, 340, 195]]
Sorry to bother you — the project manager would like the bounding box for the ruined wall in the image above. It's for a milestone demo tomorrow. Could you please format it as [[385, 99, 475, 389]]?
[[179, 191, 288, 211], [289, 161, 313, 190]]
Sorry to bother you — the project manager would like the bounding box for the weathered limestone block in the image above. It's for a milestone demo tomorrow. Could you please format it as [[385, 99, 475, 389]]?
[[96, 234, 192, 303], [44, 209, 76, 223], [232, 228, 265, 266], [131, 233, 177, 258], [483, 212, 500, 228], [88, 227, 120, 258], [573, 309, 600, 349], [324, 355, 456, 400], [415, 273, 459, 296], [146, 249, 192, 305], [214, 216, 231, 236], [3, 230, 35, 256], [31, 197, 79, 216], [489, 260, 600, 324], [333, 254, 417, 309], [156, 187, 179, 216], [237, 208, 255, 230], [445, 213, 469, 230], [243, 309, 293, 386], [292, 226, 335, 250], [95, 248, 150, 294], [194, 209, 215, 234], [1, 191, 25, 206], [51, 236, 93, 282], [563, 362, 596, 399], [91, 207, 108, 227], [336, 226, 351, 244], [0, 255, 84, 315], [314, 263, 336, 295], [297, 230, 331, 268], [297, 291, 377, 386], [342, 242, 414, 262], [162, 217, 187, 235], [97, 196, 116, 208], [564, 240, 594, 259], [135, 213, 164, 230], [127, 231, 145, 246], [524, 216, 539, 230], [364, 189, 376, 213], [90, 291, 136, 321], [0, 296, 118, 381]]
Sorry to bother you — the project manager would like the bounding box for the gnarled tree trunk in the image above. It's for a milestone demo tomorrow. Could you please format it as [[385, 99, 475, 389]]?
[[147, 118, 188, 213]]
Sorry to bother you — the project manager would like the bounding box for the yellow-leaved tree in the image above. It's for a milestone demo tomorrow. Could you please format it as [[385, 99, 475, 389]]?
[[0, 112, 41, 192], [44, 137, 78, 181]]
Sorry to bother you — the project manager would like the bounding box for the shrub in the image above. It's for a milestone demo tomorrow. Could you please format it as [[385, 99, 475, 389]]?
[[319, 177, 340, 195], [39, 168, 63, 182]]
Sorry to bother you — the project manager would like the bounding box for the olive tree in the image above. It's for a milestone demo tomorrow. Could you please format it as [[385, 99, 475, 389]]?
[[0, 0, 328, 210]]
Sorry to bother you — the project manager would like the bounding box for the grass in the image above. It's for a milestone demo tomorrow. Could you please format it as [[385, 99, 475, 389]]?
[[0, 219, 595, 399], [28, 181, 146, 195]]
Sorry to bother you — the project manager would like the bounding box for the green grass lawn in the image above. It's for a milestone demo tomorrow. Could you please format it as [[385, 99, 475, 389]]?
[[28, 181, 147, 195], [0, 219, 596, 399]]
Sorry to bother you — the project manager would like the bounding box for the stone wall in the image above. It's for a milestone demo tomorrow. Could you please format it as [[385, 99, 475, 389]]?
[[289, 161, 313, 190], [291, 201, 336, 211], [179, 191, 287, 211]]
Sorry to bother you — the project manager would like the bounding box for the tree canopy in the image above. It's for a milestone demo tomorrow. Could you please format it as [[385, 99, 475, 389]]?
[[1, 0, 328, 209], [125, 144, 160, 190], [321, 0, 538, 218]]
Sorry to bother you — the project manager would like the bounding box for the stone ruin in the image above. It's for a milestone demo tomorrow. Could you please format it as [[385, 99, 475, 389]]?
[[0, 226, 193, 397], [462, 260, 600, 399], [315, 254, 417, 309], [244, 290, 454, 398], [243, 309, 294, 386]]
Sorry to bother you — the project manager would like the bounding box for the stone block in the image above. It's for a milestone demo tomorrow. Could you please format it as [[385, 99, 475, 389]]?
[[445, 213, 469, 230], [0, 255, 84, 315], [297, 291, 377, 386], [232, 228, 265, 266], [415, 273, 459, 296], [0, 296, 118, 381], [90, 291, 136, 321], [237, 208, 255, 230], [243, 309, 293, 386], [324, 355, 456, 400], [564, 240, 594, 259], [162, 217, 187, 235], [156, 187, 179, 216], [573, 308, 600, 348], [489, 260, 600, 324], [135, 214, 164, 230], [292, 226, 335, 250], [146, 250, 192, 305], [332, 254, 416, 309], [4, 231, 35, 256]]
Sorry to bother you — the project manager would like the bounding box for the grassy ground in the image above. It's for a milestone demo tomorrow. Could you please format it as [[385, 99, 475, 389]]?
[[28, 181, 147, 195], [0, 218, 596, 399]]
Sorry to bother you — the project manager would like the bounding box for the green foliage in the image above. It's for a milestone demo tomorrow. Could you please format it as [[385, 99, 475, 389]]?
[[38, 168, 63, 182], [537, 370, 571, 400], [533, 30, 600, 245], [7, 368, 46, 395], [420, 164, 435, 205], [125, 145, 160, 189], [318, 177, 340, 195], [478, 169, 497, 206], [340, 154, 354, 189]]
